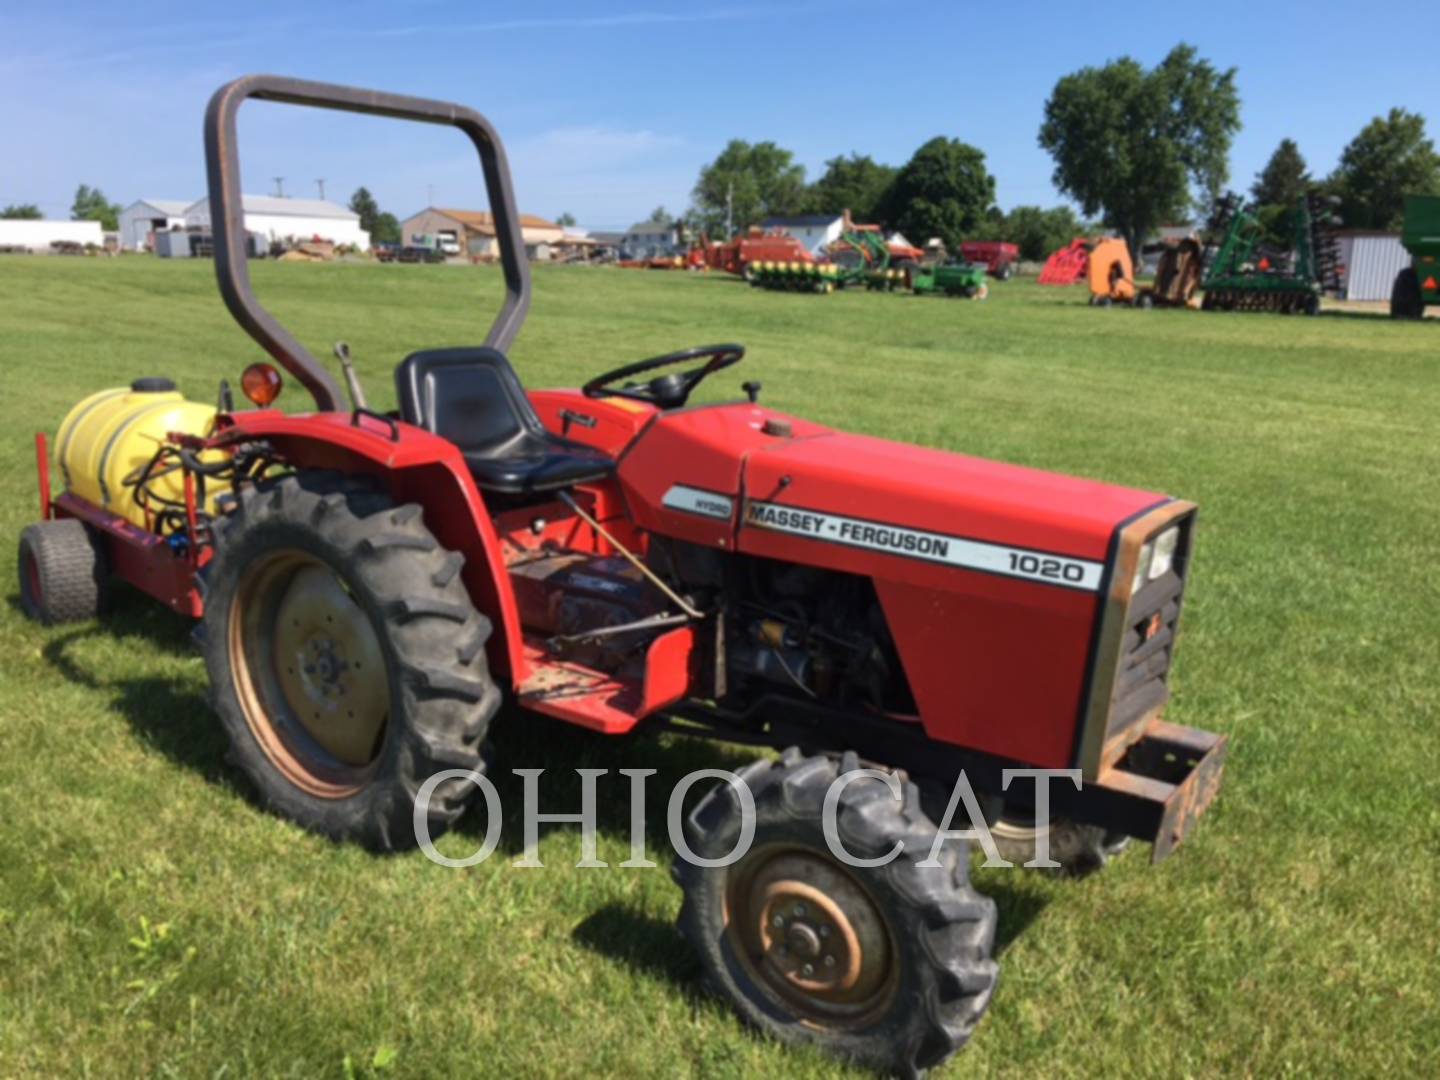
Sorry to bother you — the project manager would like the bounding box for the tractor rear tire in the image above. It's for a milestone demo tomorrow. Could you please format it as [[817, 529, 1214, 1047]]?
[[200, 471, 499, 852], [17, 518, 108, 625], [1391, 267, 1423, 319], [674, 749, 998, 1076]]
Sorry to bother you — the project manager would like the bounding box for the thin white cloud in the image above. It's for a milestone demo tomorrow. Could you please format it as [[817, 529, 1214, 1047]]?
[[345, 8, 761, 38]]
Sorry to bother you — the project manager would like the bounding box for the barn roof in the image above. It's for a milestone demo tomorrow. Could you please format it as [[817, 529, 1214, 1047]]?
[[183, 196, 358, 219]]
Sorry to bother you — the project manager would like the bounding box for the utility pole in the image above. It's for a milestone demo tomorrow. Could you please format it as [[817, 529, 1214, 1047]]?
[[725, 180, 733, 238], [272, 177, 286, 198], [427, 183, 435, 207], [315, 178, 326, 200]]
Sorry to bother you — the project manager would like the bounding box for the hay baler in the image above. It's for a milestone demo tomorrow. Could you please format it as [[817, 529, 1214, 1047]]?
[[18, 75, 1229, 1076]]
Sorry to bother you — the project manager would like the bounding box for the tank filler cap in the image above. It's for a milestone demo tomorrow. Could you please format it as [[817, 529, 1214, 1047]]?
[[130, 377, 177, 393]]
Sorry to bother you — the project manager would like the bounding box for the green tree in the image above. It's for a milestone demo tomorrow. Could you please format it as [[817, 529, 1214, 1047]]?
[[691, 140, 807, 235], [806, 153, 897, 222], [878, 137, 995, 250], [1038, 44, 1240, 258], [1249, 139, 1312, 244], [1326, 108, 1440, 229], [997, 205, 1091, 261], [372, 212, 401, 246], [1, 203, 43, 219], [556, 211, 577, 227], [348, 187, 382, 236], [647, 205, 672, 224], [1252, 138, 1310, 207], [70, 185, 120, 230]]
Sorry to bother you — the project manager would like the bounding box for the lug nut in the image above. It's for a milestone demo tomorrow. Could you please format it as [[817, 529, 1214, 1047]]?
[[818, 925, 830, 938], [802, 963, 814, 976], [824, 955, 836, 967], [772, 914, 785, 928], [793, 903, 806, 917]]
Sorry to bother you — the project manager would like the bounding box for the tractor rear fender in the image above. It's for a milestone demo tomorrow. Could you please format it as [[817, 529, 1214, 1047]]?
[[214, 410, 528, 682]]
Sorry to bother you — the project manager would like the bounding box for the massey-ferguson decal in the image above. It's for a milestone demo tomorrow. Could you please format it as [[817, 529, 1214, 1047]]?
[[744, 499, 1104, 591]]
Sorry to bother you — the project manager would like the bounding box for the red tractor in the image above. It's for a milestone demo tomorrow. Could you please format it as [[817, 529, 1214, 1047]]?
[[17, 77, 1227, 1076]]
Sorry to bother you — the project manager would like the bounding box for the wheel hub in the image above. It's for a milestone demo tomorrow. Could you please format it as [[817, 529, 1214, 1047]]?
[[271, 565, 388, 767], [230, 551, 391, 796], [729, 850, 895, 1023]]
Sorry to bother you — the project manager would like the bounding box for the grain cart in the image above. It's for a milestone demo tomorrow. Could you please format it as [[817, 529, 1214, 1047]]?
[[17, 75, 1228, 1077], [1390, 194, 1440, 319], [1200, 191, 1343, 314]]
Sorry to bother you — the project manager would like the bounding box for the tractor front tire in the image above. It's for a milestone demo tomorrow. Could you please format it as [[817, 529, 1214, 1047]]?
[[18, 518, 108, 624], [200, 472, 499, 852], [674, 749, 998, 1076], [989, 814, 1129, 876]]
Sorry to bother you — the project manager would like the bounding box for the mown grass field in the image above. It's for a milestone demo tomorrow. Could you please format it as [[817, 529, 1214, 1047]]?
[[1, 256, 1437, 1078]]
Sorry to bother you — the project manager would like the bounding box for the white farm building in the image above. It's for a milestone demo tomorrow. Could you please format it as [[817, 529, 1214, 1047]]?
[[0, 219, 103, 252], [118, 199, 190, 251], [183, 195, 370, 250]]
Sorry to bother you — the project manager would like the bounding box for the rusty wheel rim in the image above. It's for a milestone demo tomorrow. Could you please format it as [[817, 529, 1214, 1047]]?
[[726, 846, 898, 1027], [228, 549, 389, 798]]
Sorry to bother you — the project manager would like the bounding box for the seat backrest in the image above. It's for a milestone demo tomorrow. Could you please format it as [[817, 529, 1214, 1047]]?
[[394, 347, 543, 456]]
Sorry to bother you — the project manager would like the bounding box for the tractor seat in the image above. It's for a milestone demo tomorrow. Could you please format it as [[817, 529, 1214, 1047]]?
[[395, 347, 614, 494]]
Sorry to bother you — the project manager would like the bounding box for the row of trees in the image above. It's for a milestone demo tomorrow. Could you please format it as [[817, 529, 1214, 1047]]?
[[1, 185, 124, 228], [687, 43, 1439, 258], [691, 138, 1000, 252], [1251, 110, 1440, 233]]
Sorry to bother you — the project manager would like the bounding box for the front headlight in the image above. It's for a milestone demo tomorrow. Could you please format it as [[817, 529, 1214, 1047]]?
[[1148, 526, 1180, 580], [1131, 540, 1154, 594]]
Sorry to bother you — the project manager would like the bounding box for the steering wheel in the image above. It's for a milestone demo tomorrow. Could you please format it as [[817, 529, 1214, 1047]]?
[[582, 344, 744, 409]]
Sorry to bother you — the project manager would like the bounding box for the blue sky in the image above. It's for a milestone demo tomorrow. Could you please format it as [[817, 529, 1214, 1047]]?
[[1, 2, 1432, 231]]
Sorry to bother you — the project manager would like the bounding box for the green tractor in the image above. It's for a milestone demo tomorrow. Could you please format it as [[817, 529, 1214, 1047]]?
[[1391, 194, 1440, 319], [1200, 191, 1343, 314]]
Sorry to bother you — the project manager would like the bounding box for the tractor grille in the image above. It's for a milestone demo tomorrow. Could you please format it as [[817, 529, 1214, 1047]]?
[[1105, 529, 1191, 745]]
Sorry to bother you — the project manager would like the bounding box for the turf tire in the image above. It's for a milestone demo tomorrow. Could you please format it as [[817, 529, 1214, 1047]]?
[[18, 518, 108, 624]]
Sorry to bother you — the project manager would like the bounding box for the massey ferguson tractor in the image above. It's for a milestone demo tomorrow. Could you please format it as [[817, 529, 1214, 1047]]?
[[17, 76, 1227, 1076]]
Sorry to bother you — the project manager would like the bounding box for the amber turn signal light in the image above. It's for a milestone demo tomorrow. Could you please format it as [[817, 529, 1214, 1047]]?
[[241, 362, 283, 407]]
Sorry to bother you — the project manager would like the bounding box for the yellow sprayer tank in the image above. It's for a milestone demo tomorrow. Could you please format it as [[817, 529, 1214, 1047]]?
[[55, 378, 228, 529]]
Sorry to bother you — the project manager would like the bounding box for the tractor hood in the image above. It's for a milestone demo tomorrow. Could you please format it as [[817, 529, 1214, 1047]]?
[[616, 403, 1169, 586], [741, 429, 1166, 569]]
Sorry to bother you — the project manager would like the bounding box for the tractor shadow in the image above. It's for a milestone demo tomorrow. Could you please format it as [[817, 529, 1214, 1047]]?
[[24, 584, 234, 785], [570, 879, 1049, 1000], [458, 703, 762, 860]]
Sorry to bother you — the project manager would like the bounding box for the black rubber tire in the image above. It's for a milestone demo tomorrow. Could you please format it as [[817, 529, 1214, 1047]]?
[[17, 518, 108, 624], [1135, 292, 1155, 310], [674, 749, 998, 1076], [996, 263, 1014, 281], [199, 472, 499, 851], [1391, 267, 1423, 319], [989, 815, 1129, 876]]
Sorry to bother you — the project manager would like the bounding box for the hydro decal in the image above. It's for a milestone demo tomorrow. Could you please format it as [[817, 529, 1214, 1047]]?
[[744, 500, 1104, 591], [661, 485, 735, 520]]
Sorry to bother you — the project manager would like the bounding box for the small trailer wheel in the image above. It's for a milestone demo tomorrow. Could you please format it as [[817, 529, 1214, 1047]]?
[[17, 518, 108, 625], [674, 749, 998, 1076]]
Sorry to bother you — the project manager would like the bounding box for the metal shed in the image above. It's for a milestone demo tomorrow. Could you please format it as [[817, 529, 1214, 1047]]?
[[1336, 232, 1409, 301]]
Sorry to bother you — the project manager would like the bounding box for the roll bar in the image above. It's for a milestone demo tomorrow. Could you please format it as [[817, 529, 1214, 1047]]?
[[204, 74, 532, 411]]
